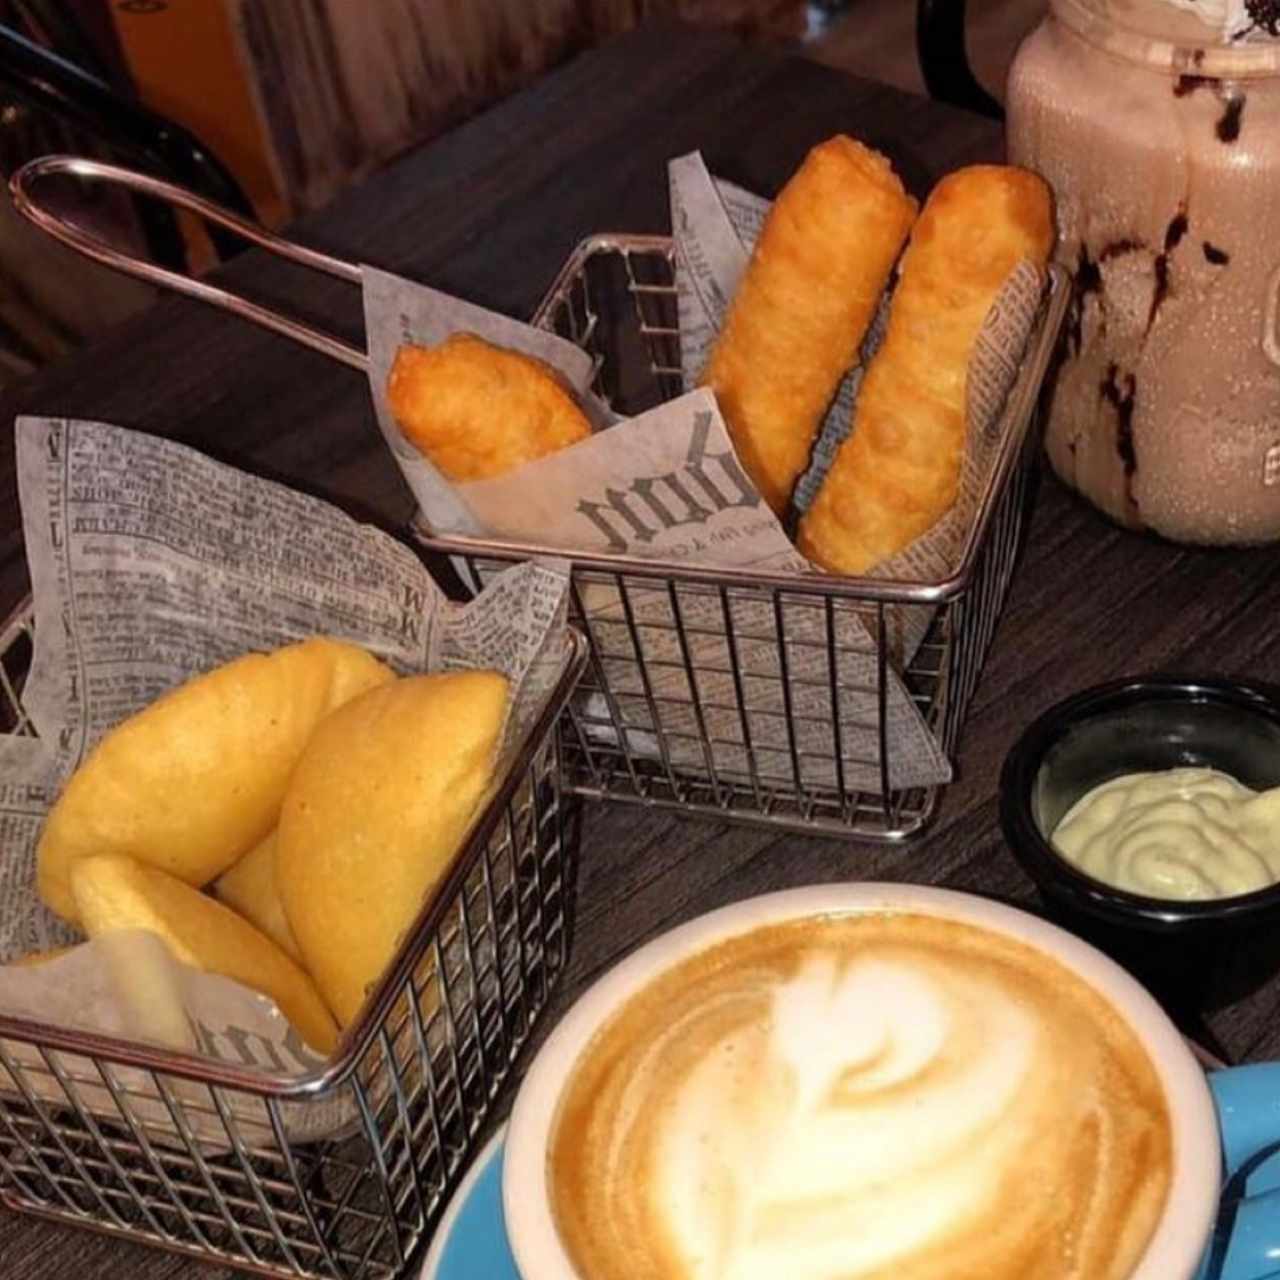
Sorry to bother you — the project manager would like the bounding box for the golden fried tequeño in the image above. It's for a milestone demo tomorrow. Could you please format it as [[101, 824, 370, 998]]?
[[386, 333, 592, 481], [701, 135, 918, 516], [797, 165, 1054, 574]]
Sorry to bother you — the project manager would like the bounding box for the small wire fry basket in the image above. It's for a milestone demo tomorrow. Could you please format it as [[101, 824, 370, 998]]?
[[415, 237, 1071, 839], [0, 603, 588, 1280], [8, 154, 1071, 850]]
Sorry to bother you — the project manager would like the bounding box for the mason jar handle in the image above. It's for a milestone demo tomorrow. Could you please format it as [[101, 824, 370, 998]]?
[[1203, 1187, 1280, 1280], [9, 154, 369, 371], [1211, 1063, 1280, 1182], [1184, 1065, 1280, 1279]]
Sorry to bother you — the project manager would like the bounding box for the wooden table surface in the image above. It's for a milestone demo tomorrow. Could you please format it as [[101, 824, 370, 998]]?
[[3, 19, 1279, 1279]]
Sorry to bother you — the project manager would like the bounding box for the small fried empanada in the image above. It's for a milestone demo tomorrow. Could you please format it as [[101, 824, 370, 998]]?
[[38, 638, 394, 923], [278, 670, 508, 1026]]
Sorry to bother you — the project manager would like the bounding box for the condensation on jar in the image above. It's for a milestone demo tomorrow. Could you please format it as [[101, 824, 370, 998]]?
[[1006, 0, 1280, 544]]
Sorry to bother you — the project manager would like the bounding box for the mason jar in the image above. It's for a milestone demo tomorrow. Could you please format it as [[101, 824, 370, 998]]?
[[1007, 0, 1280, 543]]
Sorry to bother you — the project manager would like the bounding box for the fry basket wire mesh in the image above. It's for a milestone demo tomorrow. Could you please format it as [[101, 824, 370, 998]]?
[[0, 609, 588, 1280], [5, 159, 1069, 842], [4, 158, 1068, 843], [415, 235, 1072, 840]]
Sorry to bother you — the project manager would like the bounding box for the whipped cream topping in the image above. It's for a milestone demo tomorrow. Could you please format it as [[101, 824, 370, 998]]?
[[1160, 0, 1280, 41]]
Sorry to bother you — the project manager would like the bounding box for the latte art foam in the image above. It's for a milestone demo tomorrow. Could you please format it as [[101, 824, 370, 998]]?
[[550, 914, 1172, 1280]]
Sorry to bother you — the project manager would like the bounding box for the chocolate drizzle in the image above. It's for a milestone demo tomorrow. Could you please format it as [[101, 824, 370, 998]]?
[[1101, 363, 1139, 508], [1092, 237, 1173, 335], [1149, 254, 1171, 334], [1142, 207, 1189, 331], [1217, 95, 1245, 142], [1066, 243, 1102, 356], [1067, 206, 1193, 358], [1100, 238, 1144, 261], [1203, 241, 1230, 265], [1076, 245, 1101, 295], [1173, 73, 1216, 97], [1065, 231, 1179, 352], [1171, 74, 1247, 143], [1164, 210, 1188, 253]]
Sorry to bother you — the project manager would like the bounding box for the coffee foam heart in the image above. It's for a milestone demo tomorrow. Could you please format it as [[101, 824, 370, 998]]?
[[549, 914, 1172, 1280]]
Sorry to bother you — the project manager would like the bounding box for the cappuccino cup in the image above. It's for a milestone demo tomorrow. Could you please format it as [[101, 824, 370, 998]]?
[[504, 884, 1223, 1280]]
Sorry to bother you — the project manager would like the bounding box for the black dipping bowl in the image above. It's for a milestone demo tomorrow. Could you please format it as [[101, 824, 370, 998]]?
[[1000, 677, 1280, 1029]]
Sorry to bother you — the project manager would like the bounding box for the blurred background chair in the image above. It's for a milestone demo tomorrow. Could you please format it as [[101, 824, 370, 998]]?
[[0, 11, 252, 383], [0, 23, 251, 263], [0, 0, 1029, 388], [0, 0, 811, 387]]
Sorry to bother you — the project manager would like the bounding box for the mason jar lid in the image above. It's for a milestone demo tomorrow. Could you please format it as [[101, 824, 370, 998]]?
[[1052, 0, 1280, 76]]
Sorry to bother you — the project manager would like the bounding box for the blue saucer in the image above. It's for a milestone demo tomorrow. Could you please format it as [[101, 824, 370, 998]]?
[[423, 1119, 1280, 1280], [421, 1128, 518, 1280]]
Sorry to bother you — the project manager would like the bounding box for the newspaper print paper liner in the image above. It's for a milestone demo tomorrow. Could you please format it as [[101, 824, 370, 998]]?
[[0, 417, 571, 1146]]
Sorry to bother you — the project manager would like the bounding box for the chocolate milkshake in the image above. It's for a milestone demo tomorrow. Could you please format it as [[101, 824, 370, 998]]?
[[1007, 0, 1280, 543]]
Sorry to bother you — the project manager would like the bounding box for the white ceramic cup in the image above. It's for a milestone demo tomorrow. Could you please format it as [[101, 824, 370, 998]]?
[[503, 883, 1221, 1280]]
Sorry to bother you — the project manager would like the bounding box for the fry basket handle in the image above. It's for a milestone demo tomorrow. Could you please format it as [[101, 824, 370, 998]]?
[[10, 154, 369, 371]]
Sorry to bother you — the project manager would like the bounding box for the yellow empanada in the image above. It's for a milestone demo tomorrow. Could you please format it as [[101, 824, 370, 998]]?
[[278, 670, 508, 1027], [213, 830, 302, 963], [70, 854, 338, 1055], [38, 637, 394, 923]]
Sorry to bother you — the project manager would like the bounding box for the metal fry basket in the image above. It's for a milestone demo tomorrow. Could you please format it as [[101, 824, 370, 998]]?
[[0, 607, 587, 1280], [416, 235, 1072, 839], [5, 156, 1070, 847]]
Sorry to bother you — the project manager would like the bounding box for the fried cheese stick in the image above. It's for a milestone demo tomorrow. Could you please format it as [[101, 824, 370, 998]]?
[[797, 165, 1054, 574], [387, 333, 591, 481], [701, 135, 918, 516]]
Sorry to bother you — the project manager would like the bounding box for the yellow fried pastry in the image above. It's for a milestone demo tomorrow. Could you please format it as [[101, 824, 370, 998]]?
[[278, 670, 508, 1026], [386, 333, 592, 480], [38, 638, 394, 923], [213, 831, 301, 963], [798, 165, 1054, 574], [70, 854, 338, 1055], [702, 135, 918, 516]]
